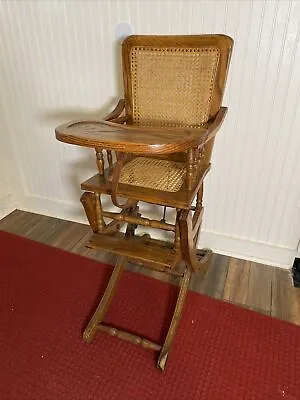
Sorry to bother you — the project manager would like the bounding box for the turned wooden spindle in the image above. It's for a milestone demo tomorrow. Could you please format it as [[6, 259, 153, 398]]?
[[174, 210, 181, 252], [198, 145, 204, 165], [187, 148, 194, 191], [95, 148, 104, 176], [194, 146, 199, 164], [107, 150, 113, 172], [102, 211, 175, 232], [195, 183, 203, 212], [97, 324, 161, 351]]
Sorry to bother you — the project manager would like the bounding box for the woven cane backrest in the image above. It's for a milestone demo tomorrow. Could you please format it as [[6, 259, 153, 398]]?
[[122, 35, 233, 128]]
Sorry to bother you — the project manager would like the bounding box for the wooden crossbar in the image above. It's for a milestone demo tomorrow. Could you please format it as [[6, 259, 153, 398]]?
[[102, 211, 175, 232], [97, 324, 162, 351]]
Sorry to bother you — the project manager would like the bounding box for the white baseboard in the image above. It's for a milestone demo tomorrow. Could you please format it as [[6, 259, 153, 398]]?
[[18, 195, 295, 269], [0, 194, 15, 219], [19, 195, 88, 225], [199, 232, 294, 269]]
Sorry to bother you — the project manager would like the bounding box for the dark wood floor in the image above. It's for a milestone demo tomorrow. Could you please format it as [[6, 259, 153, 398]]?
[[1, 209, 299, 325]]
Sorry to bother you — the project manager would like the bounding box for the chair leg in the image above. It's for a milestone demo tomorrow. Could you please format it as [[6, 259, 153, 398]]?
[[83, 256, 127, 343], [157, 267, 191, 371]]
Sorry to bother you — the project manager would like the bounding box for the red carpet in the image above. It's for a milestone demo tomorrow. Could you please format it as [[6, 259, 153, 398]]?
[[0, 230, 299, 399]]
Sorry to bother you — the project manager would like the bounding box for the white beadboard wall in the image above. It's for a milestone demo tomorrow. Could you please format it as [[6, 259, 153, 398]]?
[[0, 95, 15, 218], [0, 0, 300, 267], [0, 162, 13, 219]]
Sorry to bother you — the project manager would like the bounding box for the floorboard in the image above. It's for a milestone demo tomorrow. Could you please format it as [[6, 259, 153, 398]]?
[[1, 209, 298, 325]]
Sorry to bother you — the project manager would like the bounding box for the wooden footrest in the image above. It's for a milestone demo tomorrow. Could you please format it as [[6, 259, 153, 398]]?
[[86, 233, 177, 268]]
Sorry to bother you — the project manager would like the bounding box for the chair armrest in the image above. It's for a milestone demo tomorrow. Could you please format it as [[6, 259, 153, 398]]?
[[55, 107, 227, 155], [205, 107, 227, 141], [103, 99, 126, 121]]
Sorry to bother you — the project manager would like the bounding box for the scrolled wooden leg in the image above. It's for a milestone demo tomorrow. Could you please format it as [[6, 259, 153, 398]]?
[[193, 183, 203, 245], [80, 192, 98, 232], [83, 256, 127, 343], [157, 267, 191, 371], [179, 210, 211, 277], [95, 193, 105, 233]]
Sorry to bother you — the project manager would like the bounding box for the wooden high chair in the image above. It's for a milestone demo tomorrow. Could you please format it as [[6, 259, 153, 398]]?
[[55, 34, 233, 371]]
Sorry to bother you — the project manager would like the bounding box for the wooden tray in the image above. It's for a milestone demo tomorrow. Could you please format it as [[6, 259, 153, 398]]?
[[55, 120, 209, 155]]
